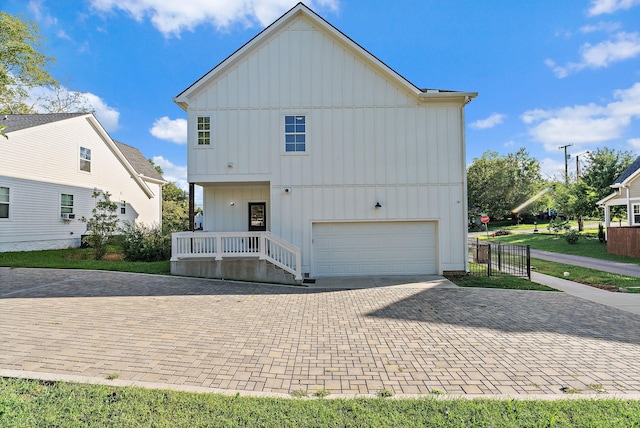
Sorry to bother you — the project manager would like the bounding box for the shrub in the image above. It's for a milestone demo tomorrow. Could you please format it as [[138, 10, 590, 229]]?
[[598, 223, 606, 243], [81, 190, 119, 260], [565, 229, 580, 244], [120, 222, 171, 262], [548, 219, 570, 235]]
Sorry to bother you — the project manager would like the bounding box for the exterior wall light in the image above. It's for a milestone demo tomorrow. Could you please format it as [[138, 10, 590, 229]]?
[[375, 202, 382, 208]]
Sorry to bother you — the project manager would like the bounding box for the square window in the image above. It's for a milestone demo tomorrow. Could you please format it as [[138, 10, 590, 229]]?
[[197, 116, 211, 145], [80, 147, 91, 172], [284, 115, 306, 153]]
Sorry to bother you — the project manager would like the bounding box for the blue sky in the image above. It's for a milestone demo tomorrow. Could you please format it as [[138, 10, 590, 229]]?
[[4, 0, 640, 189]]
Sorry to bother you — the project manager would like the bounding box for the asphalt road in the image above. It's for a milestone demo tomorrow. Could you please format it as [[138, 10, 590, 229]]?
[[530, 249, 640, 279]]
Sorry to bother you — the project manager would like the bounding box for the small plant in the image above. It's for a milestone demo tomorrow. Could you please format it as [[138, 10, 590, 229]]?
[[588, 384, 606, 393], [548, 219, 570, 235], [560, 387, 581, 394], [106, 373, 119, 380], [81, 190, 119, 260], [430, 389, 444, 395], [493, 230, 511, 236], [598, 223, 606, 243], [313, 389, 330, 398], [290, 389, 308, 398], [377, 388, 394, 398], [565, 229, 580, 244]]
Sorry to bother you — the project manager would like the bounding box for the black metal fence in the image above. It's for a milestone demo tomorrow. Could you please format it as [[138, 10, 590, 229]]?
[[468, 238, 531, 279]]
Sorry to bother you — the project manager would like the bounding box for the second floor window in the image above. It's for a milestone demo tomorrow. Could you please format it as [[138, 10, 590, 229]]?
[[80, 147, 91, 172], [285, 115, 306, 152], [197, 116, 211, 145]]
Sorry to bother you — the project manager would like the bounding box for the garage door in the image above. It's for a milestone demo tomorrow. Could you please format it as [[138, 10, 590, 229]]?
[[312, 221, 437, 276]]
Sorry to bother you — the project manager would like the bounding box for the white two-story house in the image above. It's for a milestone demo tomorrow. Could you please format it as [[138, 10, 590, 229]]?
[[0, 113, 165, 252], [171, 3, 476, 284]]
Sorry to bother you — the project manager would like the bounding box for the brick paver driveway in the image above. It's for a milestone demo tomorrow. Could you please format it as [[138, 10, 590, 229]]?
[[2, 267, 640, 397]]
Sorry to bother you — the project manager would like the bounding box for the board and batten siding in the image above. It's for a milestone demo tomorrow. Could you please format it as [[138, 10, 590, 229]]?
[[0, 116, 162, 251], [187, 13, 468, 274]]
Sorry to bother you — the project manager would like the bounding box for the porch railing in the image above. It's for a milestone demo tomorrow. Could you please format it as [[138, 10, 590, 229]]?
[[171, 231, 302, 280]]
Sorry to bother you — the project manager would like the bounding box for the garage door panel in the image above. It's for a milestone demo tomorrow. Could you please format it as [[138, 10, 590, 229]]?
[[312, 222, 437, 276]]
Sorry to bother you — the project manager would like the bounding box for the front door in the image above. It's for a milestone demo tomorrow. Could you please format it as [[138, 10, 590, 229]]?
[[248, 202, 266, 231]]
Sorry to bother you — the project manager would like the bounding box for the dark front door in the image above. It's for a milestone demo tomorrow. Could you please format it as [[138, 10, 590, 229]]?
[[248, 202, 266, 231]]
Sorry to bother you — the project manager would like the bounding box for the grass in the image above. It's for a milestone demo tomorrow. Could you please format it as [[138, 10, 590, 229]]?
[[446, 272, 557, 291], [531, 258, 640, 293], [0, 247, 170, 275], [482, 231, 640, 265], [2, 377, 640, 427]]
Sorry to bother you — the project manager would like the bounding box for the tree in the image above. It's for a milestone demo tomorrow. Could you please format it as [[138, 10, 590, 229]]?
[[467, 148, 546, 221], [81, 190, 119, 260], [0, 12, 57, 113], [162, 182, 189, 234], [37, 84, 94, 113]]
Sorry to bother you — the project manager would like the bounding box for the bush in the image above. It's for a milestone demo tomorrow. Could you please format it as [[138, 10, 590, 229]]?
[[565, 229, 580, 244], [548, 219, 570, 235], [598, 223, 606, 243], [120, 222, 171, 262]]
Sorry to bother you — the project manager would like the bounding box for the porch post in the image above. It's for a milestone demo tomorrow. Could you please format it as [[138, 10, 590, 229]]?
[[189, 183, 195, 232], [627, 187, 632, 227], [604, 204, 610, 240]]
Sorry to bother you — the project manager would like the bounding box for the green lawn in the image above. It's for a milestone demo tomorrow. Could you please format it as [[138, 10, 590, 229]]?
[[0, 247, 170, 275], [446, 271, 556, 291], [1, 378, 639, 427]]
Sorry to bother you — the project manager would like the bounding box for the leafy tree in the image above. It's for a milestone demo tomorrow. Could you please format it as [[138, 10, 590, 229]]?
[[37, 84, 94, 113], [467, 148, 546, 221], [0, 12, 57, 113], [581, 148, 634, 204], [81, 190, 119, 260], [162, 182, 189, 234], [552, 181, 597, 231]]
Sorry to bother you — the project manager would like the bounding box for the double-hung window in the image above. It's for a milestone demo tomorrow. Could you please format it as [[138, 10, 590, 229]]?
[[633, 203, 640, 225], [61, 194, 74, 215], [0, 187, 9, 219], [80, 147, 91, 172], [285, 115, 306, 152], [197, 116, 211, 145]]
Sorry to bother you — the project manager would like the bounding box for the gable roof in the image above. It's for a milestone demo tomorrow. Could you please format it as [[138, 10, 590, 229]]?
[[612, 155, 640, 186], [114, 140, 165, 182], [174, 2, 476, 110], [1, 113, 86, 133]]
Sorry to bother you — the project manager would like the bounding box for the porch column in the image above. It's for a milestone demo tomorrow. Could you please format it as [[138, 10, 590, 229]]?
[[189, 182, 195, 232], [604, 204, 610, 240], [627, 187, 632, 227]]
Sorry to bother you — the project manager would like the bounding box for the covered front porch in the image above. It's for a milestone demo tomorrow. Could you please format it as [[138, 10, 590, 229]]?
[[598, 188, 640, 258]]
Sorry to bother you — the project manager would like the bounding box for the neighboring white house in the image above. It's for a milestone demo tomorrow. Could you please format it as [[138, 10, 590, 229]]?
[[598, 156, 640, 227], [171, 3, 476, 282], [0, 113, 165, 252]]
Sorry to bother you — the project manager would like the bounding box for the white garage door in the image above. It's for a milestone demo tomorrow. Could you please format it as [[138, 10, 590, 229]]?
[[312, 221, 437, 276]]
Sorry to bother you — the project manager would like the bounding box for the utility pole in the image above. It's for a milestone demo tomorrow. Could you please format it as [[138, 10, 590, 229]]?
[[559, 144, 573, 184]]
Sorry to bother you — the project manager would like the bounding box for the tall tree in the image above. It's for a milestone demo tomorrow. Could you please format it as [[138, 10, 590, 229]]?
[[162, 182, 189, 234], [0, 12, 57, 113], [467, 148, 546, 220]]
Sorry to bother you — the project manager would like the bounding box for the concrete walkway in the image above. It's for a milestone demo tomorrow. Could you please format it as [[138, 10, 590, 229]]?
[[2, 267, 640, 399]]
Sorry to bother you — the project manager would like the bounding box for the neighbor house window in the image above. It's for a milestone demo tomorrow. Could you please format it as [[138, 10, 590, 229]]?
[[0, 187, 9, 219], [197, 116, 211, 145], [80, 146, 91, 172], [285, 115, 306, 152], [634, 204, 640, 225], [121, 201, 126, 215], [61, 194, 74, 215]]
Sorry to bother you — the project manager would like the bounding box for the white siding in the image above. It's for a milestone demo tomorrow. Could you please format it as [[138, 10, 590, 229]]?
[[0, 116, 162, 251], [183, 13, 469, 274]]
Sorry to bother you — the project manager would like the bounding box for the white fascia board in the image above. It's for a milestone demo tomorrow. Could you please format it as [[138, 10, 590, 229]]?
[[85, 116, 156, 199]]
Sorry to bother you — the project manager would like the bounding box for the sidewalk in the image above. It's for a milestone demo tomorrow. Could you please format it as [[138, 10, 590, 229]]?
[[531, 271, 640, 315]]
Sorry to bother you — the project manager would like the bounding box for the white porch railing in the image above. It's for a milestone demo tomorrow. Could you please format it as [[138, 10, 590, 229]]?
[[171, 231, 302, 280]]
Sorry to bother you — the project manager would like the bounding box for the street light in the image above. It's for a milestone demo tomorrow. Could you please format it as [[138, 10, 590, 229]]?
[[576, 151, 590, 181]]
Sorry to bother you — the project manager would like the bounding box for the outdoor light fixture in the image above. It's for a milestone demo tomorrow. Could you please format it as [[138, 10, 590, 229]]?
[[375, 202, 382, 208], [230, 201, 236, 206]]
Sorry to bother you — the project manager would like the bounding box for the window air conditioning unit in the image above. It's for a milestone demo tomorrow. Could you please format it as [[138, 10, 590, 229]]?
[[61, 213, 75, 220]]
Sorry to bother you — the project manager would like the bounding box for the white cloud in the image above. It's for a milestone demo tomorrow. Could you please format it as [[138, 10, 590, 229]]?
[[522, 82, 640, 151], [629, 137, 640, 150], [88, 0, 339, 37], [151, 156, 203, 205], [469, 113, 505, 130], [150, 117, 187, 143], [589, 0, 640, 16], [28, 0, 58, 26], [546, 32, 640, 78], [27, 85, 121, 132], [580, 21, 621, 33], [503, 140, 516, 148], [540, 158, 566, 181]]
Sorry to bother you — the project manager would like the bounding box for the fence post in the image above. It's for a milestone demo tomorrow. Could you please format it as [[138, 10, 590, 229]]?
[[487, 242, 492, 277], [497, 242, 502, 272], [526, 245, 531, 280]]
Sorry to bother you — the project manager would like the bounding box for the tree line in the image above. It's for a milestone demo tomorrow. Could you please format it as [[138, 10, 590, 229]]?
[[467, 147, 635, 229]]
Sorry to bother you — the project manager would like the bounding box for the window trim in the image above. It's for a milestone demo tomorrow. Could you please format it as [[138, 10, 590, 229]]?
[[196, 116, 212, 146], [283, 114, 308, 154], [79, 146, 91, 172], [61, 193, 74, 215], [0, 186, 9, 220], [633, 203, 640, 226]]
